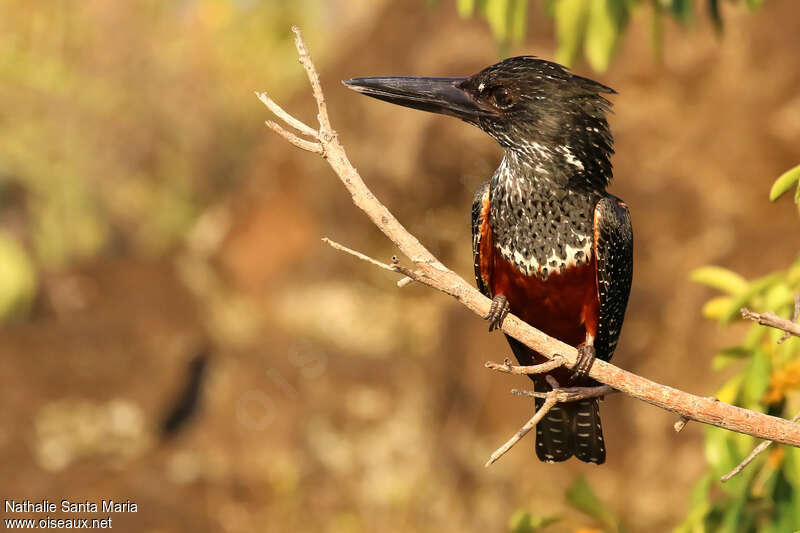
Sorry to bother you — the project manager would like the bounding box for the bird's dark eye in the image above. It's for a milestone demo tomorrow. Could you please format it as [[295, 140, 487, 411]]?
[[491, 87, 513, 108]]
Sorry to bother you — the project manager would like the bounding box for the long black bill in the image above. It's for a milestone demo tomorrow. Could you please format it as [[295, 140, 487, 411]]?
[[342, 76, 491, 120]]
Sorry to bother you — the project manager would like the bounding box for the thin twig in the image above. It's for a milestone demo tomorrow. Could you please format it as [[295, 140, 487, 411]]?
[[322, 237, 417, 279], [674, 416, 690, 433], [292, 26, 333, 137], [322, 237, 397, 273], [256, 91, 318, 137], [485, 356, 567, 375], [512, 385, 616, 401], [486, 395, 558, 467], [721, 411, 800, 482], [397, 276, 414, 288], [259, 26, 800, 457], [265, 120, 322, 153], [741, 305, 800, 340]]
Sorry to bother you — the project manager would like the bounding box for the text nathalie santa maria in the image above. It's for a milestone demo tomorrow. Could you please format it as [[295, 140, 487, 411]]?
[[5, 500, 137, 513]]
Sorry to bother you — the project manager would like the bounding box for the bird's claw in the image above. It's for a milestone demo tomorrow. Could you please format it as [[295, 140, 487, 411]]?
[[570, 344, 596, 380], [484, 294, 510, 332]]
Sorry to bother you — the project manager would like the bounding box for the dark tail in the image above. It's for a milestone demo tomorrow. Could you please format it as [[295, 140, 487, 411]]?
[[534, 380, 606, 464], [504, 336, 606, 464]]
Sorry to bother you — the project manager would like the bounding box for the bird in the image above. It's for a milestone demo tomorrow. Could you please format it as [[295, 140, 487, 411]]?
[[343, 56, 633, 464]]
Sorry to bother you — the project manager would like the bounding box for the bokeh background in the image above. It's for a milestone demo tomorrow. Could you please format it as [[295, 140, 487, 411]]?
[[1, 1, 799, 531]]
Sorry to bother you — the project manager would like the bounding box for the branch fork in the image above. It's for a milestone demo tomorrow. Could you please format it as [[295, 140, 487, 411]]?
[[259, 26, 800, 473]]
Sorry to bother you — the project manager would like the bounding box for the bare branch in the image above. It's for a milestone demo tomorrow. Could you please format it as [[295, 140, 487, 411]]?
[[292, 26, 333, 137], [265, 120, 322, 153], [321, 237, 418, 281], [512, 385, 616, 401], [256, 91, 318, 137], [674, 416, 689, 433], [397, 276, 414, 288], [260, 27, 800, 462], [721, 411, 800, 482], [486, 395, 558, 467], [741, 304, 800, 340], [485, 356, 567, 375]]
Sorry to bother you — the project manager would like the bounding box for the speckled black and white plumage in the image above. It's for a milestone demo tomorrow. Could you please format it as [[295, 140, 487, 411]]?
[[346, 56, 633, 466], [462, 57, 616, 280], [465, 58, 633, 465], [592, 196, 634, 362], [489, 150, 601, 278]]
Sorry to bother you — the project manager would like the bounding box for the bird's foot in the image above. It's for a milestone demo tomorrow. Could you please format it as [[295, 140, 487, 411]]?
[[484, 294, 510, 332], [570, 344, 596, 380]]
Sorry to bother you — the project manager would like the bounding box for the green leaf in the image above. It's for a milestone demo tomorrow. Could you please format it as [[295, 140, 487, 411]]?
[[0, 231, 37, 320], [732, 431, 757, 465], [486, 0, 511, 42], [457, 0, 477, 17], [764, 282, 795, 311], [509, 510, 533, 533], [671, 0, 693, 24], [508, 510, 560, 533], [706, 427, 755, 498], [718, 494, 748, 533], [509, 0, 528, 42], [777, 335, 800, 365], [674, 472, 713, 533], [690, 266, 749, 295], [584, 0, 628, 72], [554, 0, 590, 67], [689, 472, 713, 508], [745, 0, 765, 11], [564, 475, 618, 531], [743, 324, 767, 349], [789, 257, 800, 284], [650, 2, 664, 62], [718, 346, 753, 358], [769, 495, 800, 533], [708, 0, 723, 33], [769, 164, 800, 202], [705, 426, 734, 473], [713, 352, 745, 371], [715, 372, 745, 405], [719, 273, 784, 323], [741, 348, 771, 409], [784, 442, 800, 488]]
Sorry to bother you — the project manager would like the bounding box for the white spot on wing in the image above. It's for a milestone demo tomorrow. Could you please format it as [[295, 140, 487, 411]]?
[[559, 145, 585, 171]]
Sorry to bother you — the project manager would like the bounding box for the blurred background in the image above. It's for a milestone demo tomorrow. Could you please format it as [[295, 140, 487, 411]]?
[[1, 1, 799, 532]]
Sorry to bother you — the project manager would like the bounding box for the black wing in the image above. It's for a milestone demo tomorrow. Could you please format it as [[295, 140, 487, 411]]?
[[593, 196, 634, 362], [471, 181, 492, 298]]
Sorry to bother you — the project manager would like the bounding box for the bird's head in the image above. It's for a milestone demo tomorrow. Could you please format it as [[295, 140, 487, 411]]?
[[344, 57, 615, 182]]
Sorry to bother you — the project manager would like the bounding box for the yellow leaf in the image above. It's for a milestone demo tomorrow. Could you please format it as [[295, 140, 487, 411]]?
[[690, 266, 749, 295], [702, 296, 733, 319], [584, 0, 627, 72], [486, 0, 510, 42], [555, 0, 590, 67], [769, 163, 800, 201]]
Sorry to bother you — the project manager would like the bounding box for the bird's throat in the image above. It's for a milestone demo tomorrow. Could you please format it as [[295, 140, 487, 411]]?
[[488, 150, 601, 279]]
